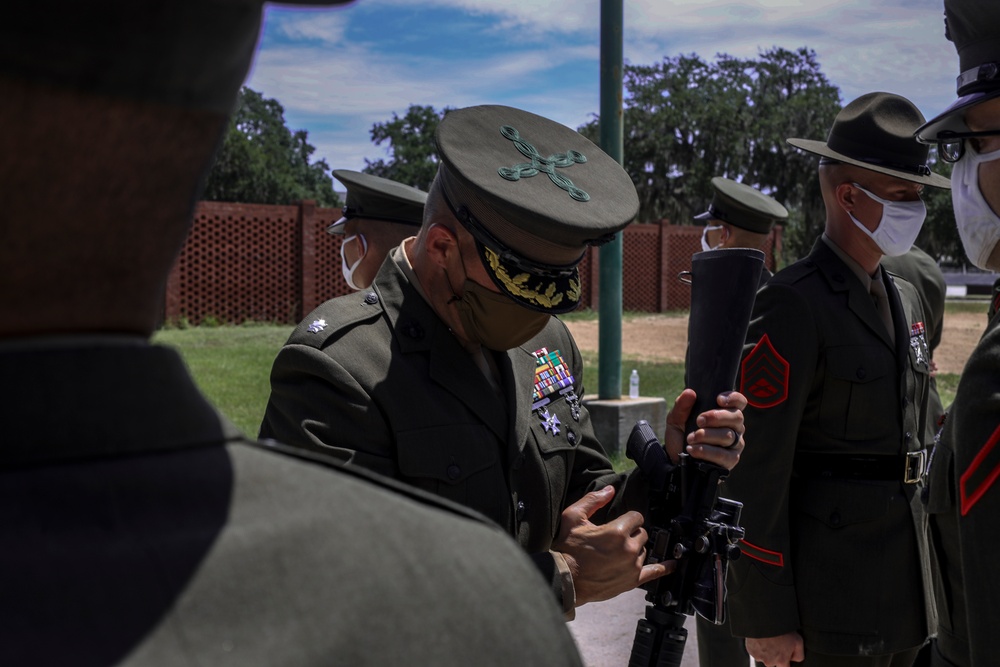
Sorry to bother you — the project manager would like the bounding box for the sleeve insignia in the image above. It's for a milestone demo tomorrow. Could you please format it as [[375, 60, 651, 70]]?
[[739, 539, 785, 567], [740, 334, 789, 409], [960, 422, 1000, 516]]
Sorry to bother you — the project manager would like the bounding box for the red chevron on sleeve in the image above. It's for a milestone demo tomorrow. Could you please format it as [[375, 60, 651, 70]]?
[[740, 334, 789, 409], [739, 540, 784, 567], [960, 422, 1000, 516]]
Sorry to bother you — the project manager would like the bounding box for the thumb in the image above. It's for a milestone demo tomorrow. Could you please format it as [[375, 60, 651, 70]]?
[[565, 486, 616, 522]]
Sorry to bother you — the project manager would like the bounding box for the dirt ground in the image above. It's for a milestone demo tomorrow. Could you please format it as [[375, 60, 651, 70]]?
[[564, 308, 987, 376]]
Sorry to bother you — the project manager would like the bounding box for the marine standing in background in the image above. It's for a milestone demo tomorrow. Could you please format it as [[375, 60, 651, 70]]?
[[914, 0, 1000, 664], [726, 92, 950, 667], [329, 169, 426, 291], [882, 246, 948, 448], [691, 176, 788, 667]]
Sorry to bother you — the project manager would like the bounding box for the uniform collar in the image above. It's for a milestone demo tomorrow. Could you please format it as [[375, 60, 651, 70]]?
[[0, 344, 242, 468]]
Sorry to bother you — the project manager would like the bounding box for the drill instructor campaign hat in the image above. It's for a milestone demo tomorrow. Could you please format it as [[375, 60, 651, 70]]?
[[434, 104, 639, 314], [327, 171, 427, 235], [787, 92, 951, 189], [916, 0, 1000, 141], [694, 177, 788, 234], [0, 0, 354, 114]]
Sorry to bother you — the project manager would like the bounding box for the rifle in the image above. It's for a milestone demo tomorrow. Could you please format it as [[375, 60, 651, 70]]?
[[625, 247, 764, 667]]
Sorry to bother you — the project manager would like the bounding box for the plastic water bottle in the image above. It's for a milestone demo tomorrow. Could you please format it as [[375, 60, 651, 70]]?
[[629, 369, 640, 399]]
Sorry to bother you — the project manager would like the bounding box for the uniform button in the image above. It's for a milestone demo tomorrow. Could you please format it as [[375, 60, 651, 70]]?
[[364, 292, 379, 305], [856, 367, 866, 380], [829, 511, 842, 527], [404, 321, 424, 340], [904, 431, 912, 443], [567, 430, 577, 445], [446, 464, 461, 480], [516, 501, 526, 521]]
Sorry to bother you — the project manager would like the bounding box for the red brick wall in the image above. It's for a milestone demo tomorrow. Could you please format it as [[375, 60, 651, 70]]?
[[165, 202, 781, 325]]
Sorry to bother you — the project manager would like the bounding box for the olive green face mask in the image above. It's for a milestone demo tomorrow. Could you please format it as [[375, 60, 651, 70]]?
[[453, 278, 550, 350]]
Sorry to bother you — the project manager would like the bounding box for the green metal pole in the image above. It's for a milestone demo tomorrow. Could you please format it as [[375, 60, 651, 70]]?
[[598, 0, 624, 399]]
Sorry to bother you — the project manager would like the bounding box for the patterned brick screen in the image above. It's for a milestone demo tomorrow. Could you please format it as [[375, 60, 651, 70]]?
[[165, 202, 780, 324]]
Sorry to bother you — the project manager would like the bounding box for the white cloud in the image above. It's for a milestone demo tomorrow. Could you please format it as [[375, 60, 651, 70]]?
[[248, 0, 962, 172]]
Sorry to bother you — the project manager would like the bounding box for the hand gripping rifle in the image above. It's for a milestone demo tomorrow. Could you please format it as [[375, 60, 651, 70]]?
[[625, 248, 764, 667]]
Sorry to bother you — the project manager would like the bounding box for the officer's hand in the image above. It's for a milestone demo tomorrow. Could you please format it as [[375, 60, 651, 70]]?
[[552, 486, 673, 607], [745, 632, 805, 667], [663, 389, 746, 469]]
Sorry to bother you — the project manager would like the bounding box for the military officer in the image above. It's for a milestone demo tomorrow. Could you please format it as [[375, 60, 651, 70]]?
[[726, 92, 950, 667], [328, 170, 426, 291], [915, 1, 1000, 664], [697, 177, 788, 278], [260, 104, 748, 616], [691, 176, 787, 667], [0, 2, 590, 665]]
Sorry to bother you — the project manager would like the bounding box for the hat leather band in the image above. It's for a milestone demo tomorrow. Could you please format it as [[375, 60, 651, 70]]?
[[340, 206, 421, 227], [957, 62, 1000, 95], [707, 204, 731, 223], [451, 203, 580, 279]]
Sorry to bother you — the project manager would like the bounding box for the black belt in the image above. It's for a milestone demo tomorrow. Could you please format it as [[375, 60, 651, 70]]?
[[794, 450, 927, 484]]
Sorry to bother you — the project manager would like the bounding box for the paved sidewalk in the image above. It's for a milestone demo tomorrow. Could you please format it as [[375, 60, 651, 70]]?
[[567, 589, 703, 667]]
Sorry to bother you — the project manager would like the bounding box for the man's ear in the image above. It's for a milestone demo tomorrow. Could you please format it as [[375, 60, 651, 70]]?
[[834, 182, 858, 214], [424, 223, 459, 268]]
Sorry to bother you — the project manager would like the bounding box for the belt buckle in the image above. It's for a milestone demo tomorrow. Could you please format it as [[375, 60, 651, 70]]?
[[904, 450, 926, 484]]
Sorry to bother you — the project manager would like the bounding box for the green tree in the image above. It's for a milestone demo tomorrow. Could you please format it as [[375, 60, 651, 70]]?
[[915, 155, 966, 267], [363, 104, 452, 190], [580, 47, 842, 263], [203, 87, 340, 206]]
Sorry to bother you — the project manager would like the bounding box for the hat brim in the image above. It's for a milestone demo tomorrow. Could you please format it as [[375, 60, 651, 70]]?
[[473, 241, 583, 315], [326, 217, 348, 235], [693, 211, 714, 223], [787, 138, 951, 189], [916, 88, 1000, 142]]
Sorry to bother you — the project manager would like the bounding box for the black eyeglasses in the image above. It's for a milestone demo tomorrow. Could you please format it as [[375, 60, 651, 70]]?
[[935, 129, 1000, 163]]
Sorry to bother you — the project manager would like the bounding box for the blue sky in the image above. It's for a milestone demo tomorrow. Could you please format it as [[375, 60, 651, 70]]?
[[246, 0, 958, 178]]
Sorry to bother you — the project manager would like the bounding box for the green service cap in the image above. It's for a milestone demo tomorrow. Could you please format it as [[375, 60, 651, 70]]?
[[327, 171, 428, 234], [916, 0, 1000, 140], [0, 0, 354, 115], [434, 104, 639, 313], [788, 92, 950, 189], [694, 178, 788, 234]]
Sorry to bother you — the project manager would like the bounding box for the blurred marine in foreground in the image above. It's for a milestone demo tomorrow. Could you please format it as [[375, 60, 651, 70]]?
[[0, 2, 586, 665]]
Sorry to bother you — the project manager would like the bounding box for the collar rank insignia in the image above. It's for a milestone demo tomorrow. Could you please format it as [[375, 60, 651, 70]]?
[[308, 319, 328, 334], [909, 321, 929, 367], [531, 347, 575, 411]]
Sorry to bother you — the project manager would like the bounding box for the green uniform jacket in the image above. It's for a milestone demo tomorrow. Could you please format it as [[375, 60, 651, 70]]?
[[882, 246, 947, 446], [260, 251, 648, 604], [0, 343, 583, 666], [726, 239, 933, 657], [926, 308, 1000, 667]]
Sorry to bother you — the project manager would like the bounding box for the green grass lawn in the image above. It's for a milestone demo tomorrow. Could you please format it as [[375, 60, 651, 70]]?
[[153, 301, 977, 446]]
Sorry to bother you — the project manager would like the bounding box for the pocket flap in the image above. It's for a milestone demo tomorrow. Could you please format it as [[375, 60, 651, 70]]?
[[794, 478, 890, 528], [396, 424, 498, 484], [825, 345, 889, 385]]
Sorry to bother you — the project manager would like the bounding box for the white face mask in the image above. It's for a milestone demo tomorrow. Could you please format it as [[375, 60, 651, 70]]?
[[952, 145, 1000, 271], [700, 224, 724, 252], [340, 233, 368, 291], [848, 183, 926, 257]]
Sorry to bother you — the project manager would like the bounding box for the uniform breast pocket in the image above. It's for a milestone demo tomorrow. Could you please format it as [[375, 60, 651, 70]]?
[[820, 345, 895, 441], [396, 424, 502, 515]]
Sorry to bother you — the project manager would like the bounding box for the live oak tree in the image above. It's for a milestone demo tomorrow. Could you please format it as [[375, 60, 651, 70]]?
[[363, 104, 452, 191], [579, 47, 842, 263], [204, 87, 340, 207]]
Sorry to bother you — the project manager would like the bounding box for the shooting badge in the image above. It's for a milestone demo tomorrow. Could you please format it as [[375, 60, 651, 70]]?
[[909, 321, 929, 367]]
